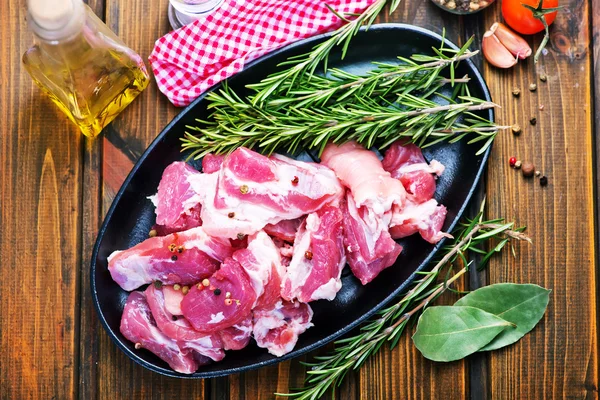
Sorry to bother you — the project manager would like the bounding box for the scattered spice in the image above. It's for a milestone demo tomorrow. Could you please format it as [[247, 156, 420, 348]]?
[[228, 212, 235, 218], [237, 233, 246, 241], [135, 343, 142, 349], [305, 250, 313, 260], [509, 157, 517, 167], [529, 83, 537, 92], [149, 229, 157, 238], [202, 279, 210, 287], [535, 170, 541, 177], [291, 176, 299, 186], [172, 315, 178, 321], [539, 104, 544, 111], [174, 284, 181, 291], [225, 299, 233, 306], [154, 281, 163, 289], [512, 88, 521, 97], [514, 160, 522, 169], [511, 124, 521, 135], [225, 291, 231, 299], [197, 283, 203, 289], [540, 176, 548, 186], [214, 288, 222, 296], [521, 162, 535, 177], [529, 117, 537, 126], [168, 243, 177, 252], [182, 286, 189, 295], [539, 74, 547, 82], [177, 246, 184, 253], [239, 185, 249, 194], [433, 0, 493, 13], [235, 300, 241, 305], [171, 255, 178, 261]]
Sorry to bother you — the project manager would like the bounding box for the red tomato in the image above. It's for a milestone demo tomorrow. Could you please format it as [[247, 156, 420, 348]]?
[[502, 0, 558, 35]]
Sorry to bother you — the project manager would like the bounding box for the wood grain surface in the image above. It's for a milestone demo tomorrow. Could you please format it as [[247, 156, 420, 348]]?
[[0, 0, 596, 399]]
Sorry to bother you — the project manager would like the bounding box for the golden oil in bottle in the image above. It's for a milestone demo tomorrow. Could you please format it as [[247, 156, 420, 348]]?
[[23, 0, 149, 138]]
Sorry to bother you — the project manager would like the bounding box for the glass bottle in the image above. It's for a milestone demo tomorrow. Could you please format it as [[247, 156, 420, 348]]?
[[22, 0, 150, 138]]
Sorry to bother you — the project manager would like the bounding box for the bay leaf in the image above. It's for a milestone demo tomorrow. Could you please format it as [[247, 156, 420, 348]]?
[[412, 306, 512, 362], [454, 283, 550, 351]]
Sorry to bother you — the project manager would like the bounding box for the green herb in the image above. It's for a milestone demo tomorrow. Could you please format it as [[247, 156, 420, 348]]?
[[278, 209, 530, 400], [454, 283, 551, 351], [412, 306, 514, 362]]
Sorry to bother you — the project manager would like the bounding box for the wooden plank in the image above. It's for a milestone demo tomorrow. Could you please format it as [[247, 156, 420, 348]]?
[[357, 4, 469, 400], [481, 0, 598, 398], [0, 1, 82, 399]]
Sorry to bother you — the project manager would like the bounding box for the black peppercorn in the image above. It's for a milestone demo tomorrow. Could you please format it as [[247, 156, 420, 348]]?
[[540, 176, 548, 186], [214, 288, 222, 296], [171, 255, 178, 261], [529, 117, 537, 126]]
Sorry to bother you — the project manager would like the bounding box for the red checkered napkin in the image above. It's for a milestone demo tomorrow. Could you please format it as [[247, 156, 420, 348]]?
[[149, 0, 377, 107]]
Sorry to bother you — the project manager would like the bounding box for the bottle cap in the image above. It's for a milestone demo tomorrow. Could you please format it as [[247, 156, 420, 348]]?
[[28, 0, 73, 31]]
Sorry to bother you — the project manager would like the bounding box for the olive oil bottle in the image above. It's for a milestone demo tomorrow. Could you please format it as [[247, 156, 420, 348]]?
[[23, 0, 150, 138]]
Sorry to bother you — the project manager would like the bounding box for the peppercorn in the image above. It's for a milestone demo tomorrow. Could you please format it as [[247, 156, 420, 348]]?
[[225, 299, 233, 306], [182, 286, 189, 295], [149, 229, 157, 238], [539, 104, 545, 111], [177, 246, 184, 253], [237, 233, 246, 241], [239, 185, 249, 194], [171, 255, 178, 261], [225, 291, 231, 299], [168, 243, 177, 252], [154, 281, 163, 289], [511, 124, 521, 135], [512, 88, 521, 97], [540, 74, 547, 82], [305, 250, 313, 260], [529, 117, 537, 126], [540, 176, 548, 186], [521, 162, 535, 177], [135, 343, 142, 349], [214, 288, 222, 296], [228, 212, 235, 218], [529, 83, 537, 92], [509, 157, 517, 167], [172, 315, 178, 321], [291, 176, 299, 186], [174, 284, 181, 291], [514, 160, 522, 169], [535, 170, 541, 177], [202, 279, 210, 287]]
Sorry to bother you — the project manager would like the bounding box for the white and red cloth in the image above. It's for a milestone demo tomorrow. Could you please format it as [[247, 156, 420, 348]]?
[[149, 0, 377, 107]]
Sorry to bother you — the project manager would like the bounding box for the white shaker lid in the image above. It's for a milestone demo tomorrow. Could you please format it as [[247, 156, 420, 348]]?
[[28, 0, 74, 31]]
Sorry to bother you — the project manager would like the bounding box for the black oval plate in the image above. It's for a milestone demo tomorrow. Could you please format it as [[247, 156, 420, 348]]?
[[91, 23, 492, 378]]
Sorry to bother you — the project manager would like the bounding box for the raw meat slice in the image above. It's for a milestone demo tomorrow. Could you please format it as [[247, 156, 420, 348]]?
[[202, 154, 225, 173], [282, 206, 346, 302], [252, 300, 314, 357], [389, 199, 450, 244], [382, 142, 444, 203], [162, 285, 185, 315], [108, 226, 234, 291], [264, 218, 304, 242], [342, 194, 403, 285], [189, 147, 344, 238], [219, 315, 253, 350], [150, 162, 203, 233], [144, 284, 225, 361], [232, 231, 283, 307], [181, 258, 256, 332], [321, 141, 406, 214], [119, 291, 198, 374]]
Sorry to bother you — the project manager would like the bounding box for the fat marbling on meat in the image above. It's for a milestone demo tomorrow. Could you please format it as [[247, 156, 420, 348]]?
[[108, 226, 234, 291]]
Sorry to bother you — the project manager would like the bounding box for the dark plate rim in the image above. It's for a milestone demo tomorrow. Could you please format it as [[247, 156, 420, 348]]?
[[91, 23, 493, 379]]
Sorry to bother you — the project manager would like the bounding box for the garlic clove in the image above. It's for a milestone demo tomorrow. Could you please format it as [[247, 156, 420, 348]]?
[[482, 30, 518, 69], [490, 22, 532, 60]]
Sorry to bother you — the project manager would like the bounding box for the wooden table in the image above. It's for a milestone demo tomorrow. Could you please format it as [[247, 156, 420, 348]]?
[[1, 0, 596, 398]]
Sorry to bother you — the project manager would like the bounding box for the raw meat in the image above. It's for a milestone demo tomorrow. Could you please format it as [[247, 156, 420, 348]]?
[[389, 199, 450, 244], [282, 206, 346, 302], [252, 300, 313, 357], [108, 226, 234, 291], [120, 291, 199, 374], [144, 284, 225, 361], [181, 257, 256, 332], [202, 154, 225, 173], [321, 141, 406, 214], [189, 147, 344, 238], [382, 142, 444, 204], [162, 285, 184, 315], [342, 194, 403, 285], [150, 162, 203, 234], [264, 218, 304, 242], [232, 231, 283, 307], [219, 315, 253, 350]]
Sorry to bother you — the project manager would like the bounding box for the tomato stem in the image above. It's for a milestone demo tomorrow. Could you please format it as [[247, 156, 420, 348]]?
[[520, 0, 564, 63]]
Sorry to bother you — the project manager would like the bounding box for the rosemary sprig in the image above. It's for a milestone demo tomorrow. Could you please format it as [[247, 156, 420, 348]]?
[[248, 0, 402, 105], [277, 212, 530, 400]]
